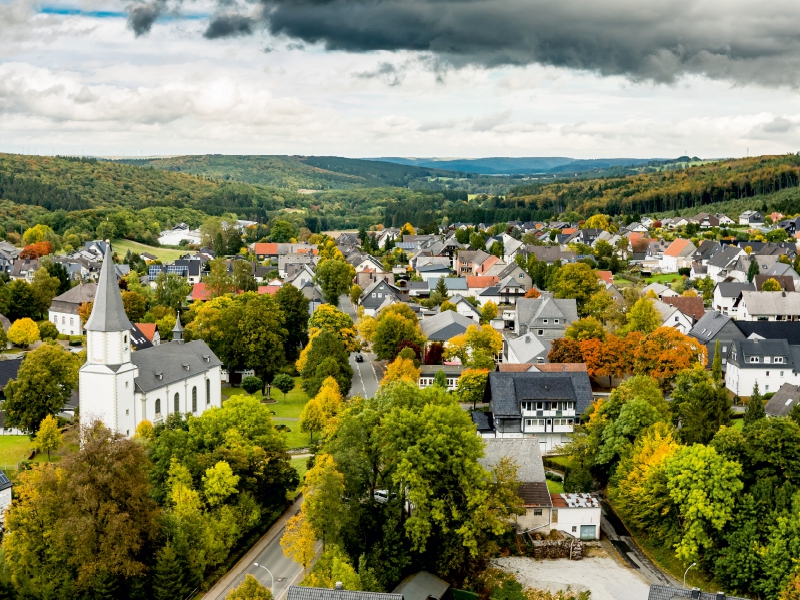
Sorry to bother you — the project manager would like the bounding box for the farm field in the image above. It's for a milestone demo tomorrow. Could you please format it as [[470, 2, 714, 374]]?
[[111, 238, 186, 262]]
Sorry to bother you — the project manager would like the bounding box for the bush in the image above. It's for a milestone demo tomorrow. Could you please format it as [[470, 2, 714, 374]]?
[[38, 320, 59, 341], [241, 376, 263, 395], [68, 335, 85, 346], [57, 334, 69, 341], [678, 267, 691, 276], [545, 472, 563, 483], [563, 465, 593, 493]]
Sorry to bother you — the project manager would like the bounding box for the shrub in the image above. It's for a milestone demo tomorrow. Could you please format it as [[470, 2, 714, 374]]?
[[241, 376, 263, 395], [563, 465, 593, 493], [545, 472, 563, 483], [38, 321, 59, 341], [68, 335, 85, 346]]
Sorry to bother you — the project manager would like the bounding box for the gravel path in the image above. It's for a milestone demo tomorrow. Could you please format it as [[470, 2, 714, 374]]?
[[492, 554, 651, 600]]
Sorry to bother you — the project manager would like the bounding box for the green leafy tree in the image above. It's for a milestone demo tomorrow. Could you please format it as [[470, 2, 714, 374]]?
[[433, 369, 448, 388], [38, 320, 59, 341], [228, 574, 273, 600], [624, 297, 661, 334], [434, 276, 449, 301], [747, 257, 759, 283], [241, 376, 263, 395], [712, 339, 723, 381], [300, 398, 326, 443], [121, 290, 148, 322], [456, 368, 489, 409], [155, 272, 191, 312], [4, 344, 80, 433], [670, 367, 731, 445], [272, 373, 295, 401], [303, 454, 346, 547], [761, 277, 783, 291], [372, 312, 424, 361], [275, 284, 310, 361], [204, 258, 234, 298], [315, 260, 355, 307], [551, 262, 601, 316], [664, 444, 743, 562], [44, 260, 71, 295], [301, 329, 353, 397], [439, 300, 457, 312], [269, 220, 296, 243], [744, 381, 766, 427], [31, 268, 60, 319], [232, 260, 257, 293], [7, 279, 36, 321], [481, 300, 498, 324], [350, 284, 363, 308], [564, 316, 606, 341], [153, 543, 185, 600], [34, 414, 63, 461]]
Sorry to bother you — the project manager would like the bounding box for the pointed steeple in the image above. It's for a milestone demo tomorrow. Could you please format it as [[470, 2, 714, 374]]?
[[172, 312, 184, 344], [84, 243, 133, 332]]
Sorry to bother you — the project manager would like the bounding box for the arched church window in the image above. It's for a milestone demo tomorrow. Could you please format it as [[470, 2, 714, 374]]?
[[155, 398, 161, 416], [192, 387, 197, 413], [206, 379, 211, 405], [174, 393, 180, 414], [124, 334, 127, 344]]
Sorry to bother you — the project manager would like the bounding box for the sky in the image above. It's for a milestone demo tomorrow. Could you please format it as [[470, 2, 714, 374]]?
[[2, 0, 800, 159]]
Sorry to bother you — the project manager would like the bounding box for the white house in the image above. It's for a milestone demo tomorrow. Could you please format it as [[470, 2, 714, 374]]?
[[79, 246, 223, 437], [652, 299, 694, 334], [641, 282, 679, 301], [712, 282, 754, 317], [550, 493, 602, 540], [739, 211, 765, 226], [158, 223, 202, 246], [659, 239, 696, 273], [738, 290, 800, 321], [448, 294, 482, 322], [725, 337, 796, 396], [49, 283, 97, 336], [0, 471, 11, 523]]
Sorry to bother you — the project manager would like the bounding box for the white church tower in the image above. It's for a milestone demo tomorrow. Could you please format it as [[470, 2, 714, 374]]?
[[79, 244, 139, 434]]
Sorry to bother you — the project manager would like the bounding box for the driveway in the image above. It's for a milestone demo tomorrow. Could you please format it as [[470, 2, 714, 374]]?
[[493, 552, 651, 600]]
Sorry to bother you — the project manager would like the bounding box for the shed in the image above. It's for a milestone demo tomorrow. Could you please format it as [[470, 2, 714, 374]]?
[[392, 571, 450, 600]]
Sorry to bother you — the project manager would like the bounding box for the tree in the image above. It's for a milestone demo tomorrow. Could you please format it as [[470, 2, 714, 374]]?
[[155, 272, 191, 312], [399, 222, 415, 236], [761, 277, 782, 291], [372, 312, 424, 361], [3, 421, 159, 595], [79, 301, 93, 325], [551, 263, 601, 316], [34, 414, 62, 461], [524, 287, 541, 299], [241, 376, 263, 395], [712, 339, 723, 381], [747, 257, 760, 283], [45, 260, 71, 295], [270, 220, 297, 243], [204, 258, 234, 298], [350, 284, 363, 308], [38, 320, 59, 341], [565, 317, 606, 341], [439, 300, 456, 312], [232, 260, 257, 293], [583, 214, 612, 231], [22, 223, 55, 245], [434, 276, 449, 301], [303, 454, 346, 547], [633, 327, 707, 390], [664, 444, 743, 562], [7, 279, 36, 320], [481, 301, 498, 324], [744, 381, 766, 427], [121, 290, 147, 322], [547, 337, 584, 363], [7, 317, 40, 348], [228, 574, 273, 600], [315, 260, 355, 307], [381, 357, 420, 385], [308, 304, 359, 353], [300, 398, 326, 442], [275, 284, 310, 361], [31, 268, 60, 319], [314, 376, 344, 417], [444, 324, 502, 368], [670, 367, 731, 445], [272, 373, 295, 401], [281, 512, 317, 569], [153, 543, 184, 600], [433, 369, 448, 388], [456, 369, 489, 409], [300, 329, 353, 397], [4, 344, 80, 432], [203, 460, 240, 507], [624, 297, 661, 334]]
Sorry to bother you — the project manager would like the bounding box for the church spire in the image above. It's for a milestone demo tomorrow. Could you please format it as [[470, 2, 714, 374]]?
[[172, 312, 184, 344], [84, 243, 133, 332]]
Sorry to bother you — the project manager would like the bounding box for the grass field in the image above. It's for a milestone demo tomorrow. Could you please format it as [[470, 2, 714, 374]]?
[[547, 455, 578, 472], [546, 479, 565, 494], [283, 428, 314, 450], [643, 273, 681, 284], [0, 436, 33, 468], [222, 378, 310, 419], [291, 456, 309, 484], [731, 418, 744, 431], [613, 276, 634, 287], [111, 238, 186, 262]]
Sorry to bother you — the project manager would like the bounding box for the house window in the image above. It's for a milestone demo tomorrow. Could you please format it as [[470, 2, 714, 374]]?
[[62, 316, 65, 324], [543, 319, 548, 323], [775, 357, 785, 363], [537, 330, 544, 336], [192, 386, 197, 413], [70, 317, 74, 325], [155, 398, 161, 416], [377, 293, 382, 298], [766, 385, 770, 391], [125, 381, 129, 388], [674, 316, 679, 322], [554, 319, 559, 324], [125, 409, 129, 416], [749, 356, 759, 363], [572, 526, 578, 533], [766, 371, 770, 377], [764, 357, 771, 363], [781, 371, 785, 377], [371, 293, 376, 298], [533, 509, 543, 516], [525, 419, 533, 427], [206, 379, 211, 405], [174, 393, 180, 413]]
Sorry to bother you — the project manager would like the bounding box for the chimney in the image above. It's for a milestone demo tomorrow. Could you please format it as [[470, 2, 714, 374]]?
[[525, 335, 530, 343], [335, 583, 343, 591]]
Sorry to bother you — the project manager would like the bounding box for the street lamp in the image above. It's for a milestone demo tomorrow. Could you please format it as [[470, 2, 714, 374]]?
[[683, 562, 697, 588], [253, 563, 274, 594]]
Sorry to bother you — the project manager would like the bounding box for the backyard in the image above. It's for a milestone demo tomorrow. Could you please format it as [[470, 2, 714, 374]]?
[[0, 436, 34, 471], [111, 238, 186, 263], [643, 273, 682, 285]]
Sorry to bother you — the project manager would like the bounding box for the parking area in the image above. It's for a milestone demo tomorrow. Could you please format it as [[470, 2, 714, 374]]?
[[492, 548, 651, 600]]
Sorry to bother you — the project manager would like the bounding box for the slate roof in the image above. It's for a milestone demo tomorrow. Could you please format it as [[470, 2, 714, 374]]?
[[741, 290, 800, 315], [661, 296, 706, 321], [507, 333, 547, 363], [288, 586, 402, 600], [524, 246, 576, 264], [471, 411, 495, 431], [765, 382, 800, 417], [479, 438, 546, 483], [84, 245, 133, 333], [0, 470, 11, 492], [130, 340, 222, 392], [707, 245, 741, 269], [50, 283, 97, 314], [485, 371, 593, 417], [647, 584, 750, 600], [0, 358, 23, 391], [426, 277, 468, 291], [419, 311, 474, 341], [516, 297, 578, 327], [754, 274, 795, 292], [392, 572, 450, 600], [715, 282, 754, 297], [728, 338, 791, 369], [129, 324, 154, 351], [688, 311, 732, 343], [735, 321, 800, 345]]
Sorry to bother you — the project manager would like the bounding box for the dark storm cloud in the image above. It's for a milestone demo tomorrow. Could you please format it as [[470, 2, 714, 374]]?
[[204, 14, 255, 39], [127, 0, 800, 87], [127, 0, 164, 36]]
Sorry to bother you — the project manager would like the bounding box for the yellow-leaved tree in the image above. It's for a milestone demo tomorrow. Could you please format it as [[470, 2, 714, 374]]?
[[444, 324, 502, 369], [315, 376, 344, 417], [381, 357, 420, 386], [7, 318, 40, 348], [34, 414, 62, 461]]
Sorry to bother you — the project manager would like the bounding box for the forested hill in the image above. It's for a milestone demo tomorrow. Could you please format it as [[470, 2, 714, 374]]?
[[507, 154, 800, 216], [0, 153, 304, 220], [115, 155, 463, 190]]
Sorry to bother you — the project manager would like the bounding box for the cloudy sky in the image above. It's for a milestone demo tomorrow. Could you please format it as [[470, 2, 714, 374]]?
[[2, 0, 800, 159]]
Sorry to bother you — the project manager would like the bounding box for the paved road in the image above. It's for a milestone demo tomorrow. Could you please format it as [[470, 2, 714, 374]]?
[[349, 352, 381, 398]]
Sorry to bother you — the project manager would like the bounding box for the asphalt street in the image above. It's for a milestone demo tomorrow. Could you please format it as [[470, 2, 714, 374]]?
[[349, 352, 381, 398]]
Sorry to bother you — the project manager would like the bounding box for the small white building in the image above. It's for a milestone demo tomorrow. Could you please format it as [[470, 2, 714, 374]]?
[[659, 239, 696, 273], [653, 299, 694, 334], [550, 493, 602, 540], [158, 223, 202, 246], [49, 283, 97, 336], [0, 471, 11, 522], [725, 337, 795, 397]]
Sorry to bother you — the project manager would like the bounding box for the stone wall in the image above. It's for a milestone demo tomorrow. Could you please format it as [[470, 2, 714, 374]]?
[[530, 539, 584, 560]]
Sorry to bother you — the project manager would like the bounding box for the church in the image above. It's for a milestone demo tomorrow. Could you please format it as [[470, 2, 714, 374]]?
[[79, 246, 223, 436]]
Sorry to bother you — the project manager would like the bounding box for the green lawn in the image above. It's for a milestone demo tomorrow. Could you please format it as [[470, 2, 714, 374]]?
[[731, 418, 744, 431], [291, 456, 309, 484], [0, 436, 34, 468], [283, 428, 314, 450], [111, 238, 186, 262], [546, 479, 565, 494], [613, 277, 634, 286], [547, 455, 578, 472], [222, 377, 310, 419], [644, 273, 681, 284]]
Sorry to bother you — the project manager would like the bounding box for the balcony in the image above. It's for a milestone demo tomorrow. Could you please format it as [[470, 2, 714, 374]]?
[[521, 408, 576, 418]]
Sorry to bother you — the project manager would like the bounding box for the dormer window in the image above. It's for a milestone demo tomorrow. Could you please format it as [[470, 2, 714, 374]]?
[[749, 356, 759, 363], [764, 357, 771, 363], [775, 356, 785, 363], [543, 319, 548, 324], [554, 319, 559, 324]]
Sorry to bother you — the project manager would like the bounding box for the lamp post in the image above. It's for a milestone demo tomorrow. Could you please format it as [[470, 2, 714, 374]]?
[[253, 563, 274, 594], [683, 562, 697, 588]]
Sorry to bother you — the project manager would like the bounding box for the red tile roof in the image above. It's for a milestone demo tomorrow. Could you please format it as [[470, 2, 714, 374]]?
[[561, 228, 577, 235], [466, 275, 499, 288], [536, 363, 588, 373], [627, 231, 644, 242], [136, 323, 157, 342], [258, 285, 280, 296], [191, 282, 209, 301], [254, 243, 278, 255], [476, 255, 500, 274], [661, 296, 706, 321], [664, 238, 693, 257], [596, 270, 613, 285]]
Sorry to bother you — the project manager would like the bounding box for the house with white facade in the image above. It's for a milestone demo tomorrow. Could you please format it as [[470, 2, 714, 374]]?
[[49, 283, 96, 336], [448, 294, 482, 322], [514, 295, 578, 341], [652, 299, 695, 334], [738, 291, 800, 321], [642, 282, 679, 301], [659, 239, 696, 273], [79, 246, 223, 437], [712, 282, 754, 317], [725, 337, 797, 396], [739, 210, 764, 226], [0, 471, 11, 523]]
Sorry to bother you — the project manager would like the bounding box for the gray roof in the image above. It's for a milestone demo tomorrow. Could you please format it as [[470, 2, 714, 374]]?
[[288, 587, 402, 600], [392, 572, 450, 600], [0, 357, 23, 391], [647, 585, 750, 600], [706, 245, 741, 269], [0, 470, 11, 492], [506, 333, 547, 363], [130, 340, 222, 392], [728, 338, 792, 369], [479, 438, 546, 483], [84, 245, 133, 333], [715, 282, 755, 298], [485, 371, 593, 417], [515, 297, 578, 327], [50, 283, 97, 314], [427, 277, 468, 291], [419, 310, 474, 341], [735, 321, 800, 345], [688, 311, 732, 343], [741, 290, 800, 316], [765, 382, 800, 417]]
